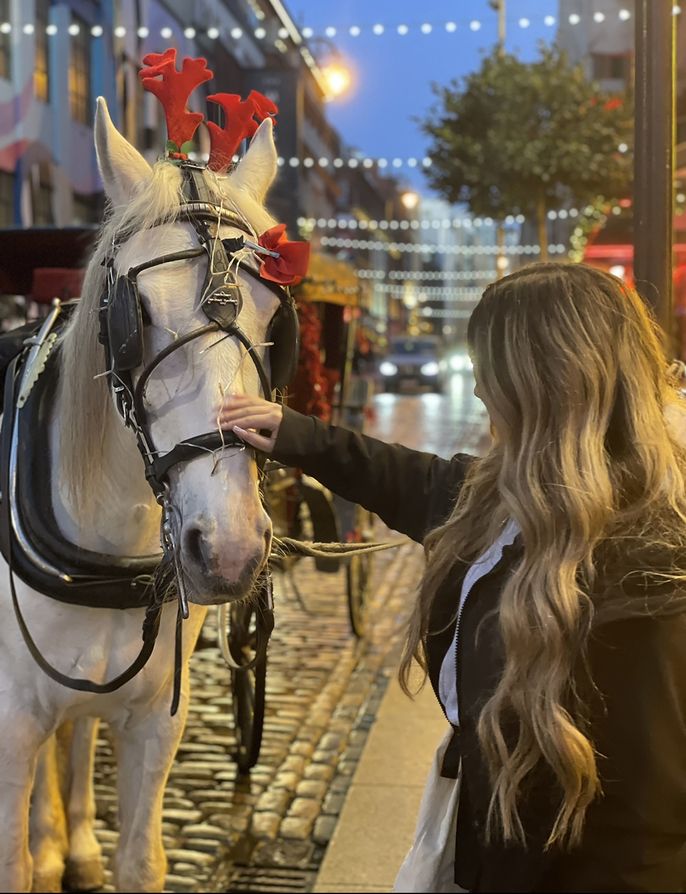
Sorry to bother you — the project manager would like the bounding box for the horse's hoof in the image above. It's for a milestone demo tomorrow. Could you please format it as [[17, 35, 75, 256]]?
[[32, 870, 64, 894], [64, 856, 105, 891]]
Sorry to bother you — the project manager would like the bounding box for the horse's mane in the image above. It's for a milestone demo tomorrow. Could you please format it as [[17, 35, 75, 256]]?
[[58, 160, 276, 517]]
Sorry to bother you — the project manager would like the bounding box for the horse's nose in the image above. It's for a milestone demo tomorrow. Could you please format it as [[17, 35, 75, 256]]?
[[181, 513, 272, 595], [183, 519, 214, 576]]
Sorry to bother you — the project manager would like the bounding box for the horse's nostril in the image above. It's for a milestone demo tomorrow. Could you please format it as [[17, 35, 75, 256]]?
[[184, 525, 211, 574]]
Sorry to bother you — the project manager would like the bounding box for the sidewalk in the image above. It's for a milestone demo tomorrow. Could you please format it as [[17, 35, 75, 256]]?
[[312, 664, 447, 892]]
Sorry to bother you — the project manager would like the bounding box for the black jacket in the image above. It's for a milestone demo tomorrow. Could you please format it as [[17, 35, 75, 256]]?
[[273, 407, 686, 893]]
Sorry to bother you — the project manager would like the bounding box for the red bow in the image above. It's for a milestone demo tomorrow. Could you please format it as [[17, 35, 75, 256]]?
[[257, 225, 310, 286]]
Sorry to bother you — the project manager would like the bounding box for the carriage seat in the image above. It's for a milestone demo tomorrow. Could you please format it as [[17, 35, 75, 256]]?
[[30, 268, 85, 305]]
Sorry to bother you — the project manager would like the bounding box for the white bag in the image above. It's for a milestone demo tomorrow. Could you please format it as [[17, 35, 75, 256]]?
[[393, 728, 468, 893]]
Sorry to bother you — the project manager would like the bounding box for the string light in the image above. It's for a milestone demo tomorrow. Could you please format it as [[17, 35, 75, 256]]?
[[298, 205, 595, 231], [0, 11, 645, 44], [357, 268, 498, 282], [375, 284, 487, 301], [375, 283, 483, 294], [321, 236, 567, 255], [276, 155, 432, 171], [420, 308, 474, 319]]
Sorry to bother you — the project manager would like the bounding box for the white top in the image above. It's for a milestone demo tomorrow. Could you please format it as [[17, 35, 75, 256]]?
[[438, 518, 520, 726]]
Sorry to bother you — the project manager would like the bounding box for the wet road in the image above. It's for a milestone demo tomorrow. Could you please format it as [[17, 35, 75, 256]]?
[[367, 371, 491, 458]]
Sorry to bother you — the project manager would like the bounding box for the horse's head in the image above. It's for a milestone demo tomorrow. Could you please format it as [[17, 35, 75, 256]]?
[[72, 98, 293, 603]]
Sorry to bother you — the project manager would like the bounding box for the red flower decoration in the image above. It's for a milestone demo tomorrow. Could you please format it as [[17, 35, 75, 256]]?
[[257, 225, 310, 286], [139, 49, 213, 150], [603, 97, 623, 111], [207, 90, 278, 173]]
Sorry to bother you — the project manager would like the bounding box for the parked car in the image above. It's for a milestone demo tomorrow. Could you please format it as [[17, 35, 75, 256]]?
[[378, 334, 447, 393]]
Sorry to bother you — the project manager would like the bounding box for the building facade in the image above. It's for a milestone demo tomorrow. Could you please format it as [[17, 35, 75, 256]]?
[[0, 0, 403, 239]]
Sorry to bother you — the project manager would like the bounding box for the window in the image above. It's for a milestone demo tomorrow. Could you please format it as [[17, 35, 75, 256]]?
[[0, 171, 14, 225], [72, 191, 101, 224], [591, 53, 630, 84], [69, 14, 90, 124], [31, 164, 53, 225], [0, 0, 10, 80], [34, 0, 50, 102]]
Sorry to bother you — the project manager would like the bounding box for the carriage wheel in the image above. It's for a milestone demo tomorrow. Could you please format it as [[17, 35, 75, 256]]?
[[229, 595, 269, 774], [346, 508, 374, 638]]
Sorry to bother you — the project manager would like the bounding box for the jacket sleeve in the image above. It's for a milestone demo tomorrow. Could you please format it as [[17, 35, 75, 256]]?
[[543, 611, 686, 892], [271, 406, 476, 543]]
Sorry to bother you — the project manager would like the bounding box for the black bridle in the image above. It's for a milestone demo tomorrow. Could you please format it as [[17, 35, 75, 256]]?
[[10, 168, 290, 710]]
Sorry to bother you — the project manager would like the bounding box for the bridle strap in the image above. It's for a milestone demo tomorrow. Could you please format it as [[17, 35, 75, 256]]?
[[148, 430, 245, 486], [133, 321, 220, 426], [9, 564, 164, 693]]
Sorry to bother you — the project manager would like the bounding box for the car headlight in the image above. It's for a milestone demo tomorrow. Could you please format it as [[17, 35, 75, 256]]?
[[421, 361, 440, 376], [449, 354, 472, 372], [380, 361, 398, 376]]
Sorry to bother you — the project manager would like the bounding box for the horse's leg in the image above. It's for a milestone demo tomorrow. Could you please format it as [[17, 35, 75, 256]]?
[[0, 711, 47, 892], [29, 736, 68, 894], [59, 718, 105, 892], [110, 686, 190, 893]]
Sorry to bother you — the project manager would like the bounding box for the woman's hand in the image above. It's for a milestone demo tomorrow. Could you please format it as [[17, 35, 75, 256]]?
[[217, 394, 284, 453]]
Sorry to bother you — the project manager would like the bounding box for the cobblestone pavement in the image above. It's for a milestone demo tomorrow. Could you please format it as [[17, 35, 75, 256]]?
[[90, 384, 489, 893]]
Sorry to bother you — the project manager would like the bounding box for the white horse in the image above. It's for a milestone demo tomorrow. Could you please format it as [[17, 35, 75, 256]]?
[[0, 98, 284, 892]]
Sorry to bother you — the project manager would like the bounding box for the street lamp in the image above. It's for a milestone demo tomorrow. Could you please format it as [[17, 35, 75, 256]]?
[[308, 36, 355, 101], [400, 190, 420, 211], [322, 62, 353, 100]]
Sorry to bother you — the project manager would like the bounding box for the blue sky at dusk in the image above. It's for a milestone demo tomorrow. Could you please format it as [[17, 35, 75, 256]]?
[[287, 0, 559, 191]]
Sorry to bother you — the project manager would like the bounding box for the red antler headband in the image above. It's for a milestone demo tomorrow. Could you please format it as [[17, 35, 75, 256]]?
[[139, 49, 278, 167], [138, 52, 307, 284], [139, 49, 213, 158], [206, 90, 278, 173]]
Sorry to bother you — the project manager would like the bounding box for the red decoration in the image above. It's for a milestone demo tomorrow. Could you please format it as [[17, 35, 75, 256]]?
[[603, 97, 623, 111], [206, 90, 278, 173], [139, 49, 213, 151], [257, 225, 310, 286], [288, 302, 331, 420]]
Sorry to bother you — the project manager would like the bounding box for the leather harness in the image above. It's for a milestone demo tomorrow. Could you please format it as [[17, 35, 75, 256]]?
[[0, 165, 292, 710]]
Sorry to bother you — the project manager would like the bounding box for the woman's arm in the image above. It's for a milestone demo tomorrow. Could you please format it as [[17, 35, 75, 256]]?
[[218, 397, 476, 542]]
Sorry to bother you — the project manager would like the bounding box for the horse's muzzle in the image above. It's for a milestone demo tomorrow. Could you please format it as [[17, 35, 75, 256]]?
[[181, 517, 271, 602]]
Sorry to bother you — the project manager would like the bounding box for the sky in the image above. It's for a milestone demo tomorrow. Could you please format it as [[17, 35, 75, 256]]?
[[286, 0, 560, 192]]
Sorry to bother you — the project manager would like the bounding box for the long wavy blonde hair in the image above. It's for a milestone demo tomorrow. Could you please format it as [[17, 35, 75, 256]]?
[[400, 262, 686, 848]]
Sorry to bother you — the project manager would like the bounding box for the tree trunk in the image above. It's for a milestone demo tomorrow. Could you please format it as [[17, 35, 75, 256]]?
[[536, 193, 549, 262]]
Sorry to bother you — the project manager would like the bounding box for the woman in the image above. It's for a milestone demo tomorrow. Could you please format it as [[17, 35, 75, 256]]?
[[219, 263, 686, 892]]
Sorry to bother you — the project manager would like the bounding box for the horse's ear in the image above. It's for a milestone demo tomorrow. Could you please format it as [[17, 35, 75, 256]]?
[[229, 118, 278, 202], [94, 96, 152, 204]]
